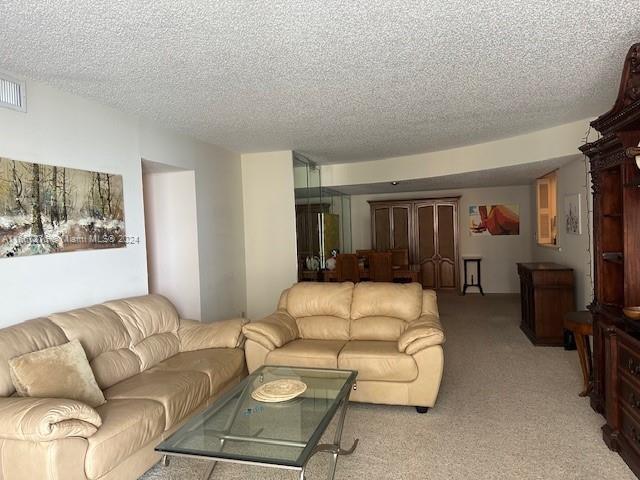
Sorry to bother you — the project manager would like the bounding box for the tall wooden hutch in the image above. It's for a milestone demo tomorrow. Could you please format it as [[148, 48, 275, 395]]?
[[580, 43, 640, 476]]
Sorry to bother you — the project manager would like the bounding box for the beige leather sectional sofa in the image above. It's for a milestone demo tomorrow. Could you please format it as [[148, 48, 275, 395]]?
[[0, 294, 247, 480], [243, 282, 445, 411]]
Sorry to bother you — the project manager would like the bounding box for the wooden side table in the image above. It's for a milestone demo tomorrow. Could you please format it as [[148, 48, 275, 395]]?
[[462, 256, 484, 295], [563, 311, 593, 397]]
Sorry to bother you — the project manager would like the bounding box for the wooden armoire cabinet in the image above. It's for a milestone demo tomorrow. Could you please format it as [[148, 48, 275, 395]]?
[[369, 197, 459, 290], [579, 43, 640, 477]]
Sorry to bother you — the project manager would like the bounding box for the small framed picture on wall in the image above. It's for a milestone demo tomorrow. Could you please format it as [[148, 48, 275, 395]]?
[[564, 193, 581, 235]]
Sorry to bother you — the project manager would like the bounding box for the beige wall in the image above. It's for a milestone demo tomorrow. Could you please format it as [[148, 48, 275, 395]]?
[[139, 124, 246, 322], [0, 77, 247, 327], [242, 151, 298, 320], [0, 80, 148, 326], [351, 185, 534, 293], [532, 157, 593, 310], [143, 170, 201, 320], [322, 119, 592, 187]]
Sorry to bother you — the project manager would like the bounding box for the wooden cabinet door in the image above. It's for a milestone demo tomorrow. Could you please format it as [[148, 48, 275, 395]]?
[[414, 202, 437, 289], [372, 206, 392, 250], [391, 205, 411, 250], [436, 202, 458, 289]]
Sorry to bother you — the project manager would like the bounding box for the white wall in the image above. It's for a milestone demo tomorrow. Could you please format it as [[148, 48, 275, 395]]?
[[0, 78, 247, 327], [351, 185, 534, 293], [532, 157, 593, 310], [139, 124, 246, 322], [242, 151, 297, 319], [0, 80, 148, 326], [322, 119, 592, 187], [143, 169, 201, 320]]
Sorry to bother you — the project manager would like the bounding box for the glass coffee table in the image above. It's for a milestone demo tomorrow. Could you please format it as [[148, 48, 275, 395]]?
[[156, 365, 359, 480]]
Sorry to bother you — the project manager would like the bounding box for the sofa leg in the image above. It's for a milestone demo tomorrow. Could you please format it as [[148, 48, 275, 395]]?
[[415, 406, 429, 414]]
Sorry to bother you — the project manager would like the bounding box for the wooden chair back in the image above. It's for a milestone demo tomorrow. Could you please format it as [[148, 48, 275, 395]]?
[[336, 254, 360, 282], [356, 249, 374, 268], [390, 248, 409, 267], [370, 252, 393, 282]]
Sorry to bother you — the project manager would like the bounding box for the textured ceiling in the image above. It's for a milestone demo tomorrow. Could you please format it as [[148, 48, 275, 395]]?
[[332, 156, 581, 195], [0, 1, 638, 163]]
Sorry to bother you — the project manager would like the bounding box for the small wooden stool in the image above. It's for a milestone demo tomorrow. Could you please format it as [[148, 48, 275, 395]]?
[[462, 256, 484, 295], [563, 311, 593, 397]]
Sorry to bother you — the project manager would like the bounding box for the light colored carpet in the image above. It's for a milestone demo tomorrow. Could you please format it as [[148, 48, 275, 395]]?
[[141, 293, 634, 479]]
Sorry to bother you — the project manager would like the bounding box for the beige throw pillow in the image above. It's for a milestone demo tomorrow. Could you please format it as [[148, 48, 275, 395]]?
[[9, 339, 106, 407]]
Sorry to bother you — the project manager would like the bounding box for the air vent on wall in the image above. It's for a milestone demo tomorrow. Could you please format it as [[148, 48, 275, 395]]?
[[0, 73, 26, 112]]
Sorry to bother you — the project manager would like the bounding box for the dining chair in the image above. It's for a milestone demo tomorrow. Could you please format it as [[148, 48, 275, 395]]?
[[336, 254, 360, 282], [390, 248, 409, 267], [369, 252, 393, 282]]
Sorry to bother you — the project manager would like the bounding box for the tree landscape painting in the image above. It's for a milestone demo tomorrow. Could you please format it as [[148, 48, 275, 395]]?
[[0, 157, 126, 258]]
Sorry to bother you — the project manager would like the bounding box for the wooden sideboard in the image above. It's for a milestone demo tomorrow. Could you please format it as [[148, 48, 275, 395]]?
[[517, 263, 575, 346]]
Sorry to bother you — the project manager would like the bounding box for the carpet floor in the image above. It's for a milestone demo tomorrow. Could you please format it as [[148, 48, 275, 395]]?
[[141, 293, 634, 479]]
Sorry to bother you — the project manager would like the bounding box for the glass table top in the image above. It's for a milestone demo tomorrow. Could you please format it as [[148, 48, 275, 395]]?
[[156, 365, 357, 468]]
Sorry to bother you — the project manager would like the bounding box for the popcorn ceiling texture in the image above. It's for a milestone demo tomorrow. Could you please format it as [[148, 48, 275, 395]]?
[[0, 1, 638, 163]]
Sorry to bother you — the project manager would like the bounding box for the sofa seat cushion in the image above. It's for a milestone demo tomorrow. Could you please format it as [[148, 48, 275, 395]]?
[[104, 370, 208, 429], [338, 341, 418, 382], [266, 340, 347, 369], [86, 399, 165, 479], [152, 348, 246, 396]]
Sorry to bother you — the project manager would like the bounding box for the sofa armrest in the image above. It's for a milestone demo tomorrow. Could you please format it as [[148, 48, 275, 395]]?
[[179, 317, 248, 352], [398, 314, 445, 355], [0, 397, 101, 442], [242, 312, 299, 351]]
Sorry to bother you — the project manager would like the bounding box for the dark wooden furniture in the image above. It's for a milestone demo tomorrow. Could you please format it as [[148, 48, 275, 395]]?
[[564, 311, 594, 397], [579, 43, 640, 476], [369, 197, 460, 290], [370, 252, 393, 282], [300, 270, 320, 282], [336, 254, 360, 283], [295, 203, 329, 281], [517, 263, 575, 346], [462, 257, 484, 295], [390, 248, 409, 267], [321, 265, 419, 283]]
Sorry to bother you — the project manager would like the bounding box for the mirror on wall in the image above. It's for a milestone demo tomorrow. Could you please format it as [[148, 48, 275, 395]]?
[[293, 153, 351, 281]]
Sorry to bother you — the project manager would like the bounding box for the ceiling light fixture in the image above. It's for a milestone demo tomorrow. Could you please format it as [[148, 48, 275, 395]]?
[[391, 181, 399, 186]]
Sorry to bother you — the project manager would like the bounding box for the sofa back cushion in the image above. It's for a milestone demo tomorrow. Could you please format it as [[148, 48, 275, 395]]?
[[350, 316, 407, 341], [103, 295, 180, 371], [351, 283, 422, 321], [0, 318, 69, 397], [49, 305, 140, 389], [296, 315, 350, 340], [285, 283, 353, 340], [286, 282, 353, 319], [349, 283, 423, 341]]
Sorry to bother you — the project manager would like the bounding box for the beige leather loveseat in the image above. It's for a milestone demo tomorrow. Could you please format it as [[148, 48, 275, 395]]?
[[0, 294, 247, 480], [243, 282, 445, 412]]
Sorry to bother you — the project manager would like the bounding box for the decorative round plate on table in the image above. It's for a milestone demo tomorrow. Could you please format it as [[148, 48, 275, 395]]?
[[251, 379, 307, 403]]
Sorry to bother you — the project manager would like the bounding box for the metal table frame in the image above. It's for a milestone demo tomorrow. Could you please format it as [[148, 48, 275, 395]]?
[[158, 367, 358, 480]]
